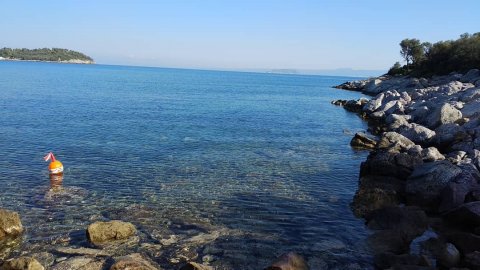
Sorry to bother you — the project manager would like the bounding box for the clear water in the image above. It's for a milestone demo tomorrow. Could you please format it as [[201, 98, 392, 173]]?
[[0, 62, 372, 269]]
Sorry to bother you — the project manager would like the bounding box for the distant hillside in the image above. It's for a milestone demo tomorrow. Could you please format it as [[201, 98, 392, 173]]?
[[0, 48, 94, 64]]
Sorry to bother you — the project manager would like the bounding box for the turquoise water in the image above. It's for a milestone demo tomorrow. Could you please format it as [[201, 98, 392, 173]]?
[[0, 62, 372, 269]]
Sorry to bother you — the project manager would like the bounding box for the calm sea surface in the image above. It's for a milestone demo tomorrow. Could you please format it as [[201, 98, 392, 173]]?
[[0, 62, 372, 269]]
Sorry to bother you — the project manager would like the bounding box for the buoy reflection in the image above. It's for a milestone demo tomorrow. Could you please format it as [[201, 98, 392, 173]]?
[[49, 173, 63, 190]]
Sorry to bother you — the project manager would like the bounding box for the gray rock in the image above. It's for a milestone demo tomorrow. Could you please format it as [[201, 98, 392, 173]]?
[[434, 123, 465, 147], [421, 147, 445, 162], [364, 78, 383, 93], [0, 257, 44, 270], [377, 132, 415, 152], [86, 220, 136, 246], [406, 161, 463, 209], [0, 209, 23, 240], [363, 93, 384, 113], [374, 253, 428, 269], [461, 100, 480, 118], [460, 87, 480, 102], [400, 124, 436, 145], [461, 69, 480, 83], [439, 243, 461, 268], [424, 103, 462, 129]]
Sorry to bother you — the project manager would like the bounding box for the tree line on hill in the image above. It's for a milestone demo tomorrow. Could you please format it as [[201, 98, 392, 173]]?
[[0, 48, 93, 62], [388, 33, 480, 77]]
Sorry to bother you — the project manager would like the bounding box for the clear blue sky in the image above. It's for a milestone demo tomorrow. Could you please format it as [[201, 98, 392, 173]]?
[[1, 0, 479, 72]]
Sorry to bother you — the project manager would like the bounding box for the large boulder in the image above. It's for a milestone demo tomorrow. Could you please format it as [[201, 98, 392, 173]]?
[[377, 132, 415, 153], [399, 124, 436, 145], [423, 103, 462, 129], [385, 114, 410, 131], [87, 220, 136, 246], [0, 257, 44, 270], [360, 150, 422, 180], [434, 123, 466, 149], [406, 161, 463, 209], [350, 132, 377, 149], [363, 93, 384, 113], [460, 87, 480, 102], [445, 232, 480, 254], [0, 209, 23, 240], [421, 147, 445, 162], [439, 164, 480, 212]]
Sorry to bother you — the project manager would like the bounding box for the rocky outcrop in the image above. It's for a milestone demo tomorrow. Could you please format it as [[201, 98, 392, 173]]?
[[86, 220, 136, 246], [334, 69, 480, 268], [0, 209, 23, 240]]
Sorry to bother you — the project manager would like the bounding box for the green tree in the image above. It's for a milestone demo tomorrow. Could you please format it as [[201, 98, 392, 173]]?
[[400, 38, 425, 66]]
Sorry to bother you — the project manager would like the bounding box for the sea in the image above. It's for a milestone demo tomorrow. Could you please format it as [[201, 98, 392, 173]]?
[[0, 61, 373, 269]]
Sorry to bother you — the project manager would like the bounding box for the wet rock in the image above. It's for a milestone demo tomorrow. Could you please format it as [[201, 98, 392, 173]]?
[[0, 209, 23, 240], [421, 147, 445, 162], [350, 132, 377, 149], [54, 247, 111, 257], [373, 252, 428, 269], [351, 186, 400, 217], [51, 256, 106, 270], [110, 253, 160, 270], [365, 206, 428, 235], [399, 124, 436, 145], [0, 257, 44, 270], [406, 161, 463, 209], [179, 262, 212, 270], [377, 132, 415, 153], [367, 230, 412, 254], [87, 220, 136, 246], [264, 252, 309, 270]]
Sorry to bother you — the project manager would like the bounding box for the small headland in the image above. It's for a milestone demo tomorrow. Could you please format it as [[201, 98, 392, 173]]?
[[0, 47, 94, 64], [333, 67, 480, 269]]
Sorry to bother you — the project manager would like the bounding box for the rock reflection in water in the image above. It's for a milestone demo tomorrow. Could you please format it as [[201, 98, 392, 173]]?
[[49, 173, 63, 190]]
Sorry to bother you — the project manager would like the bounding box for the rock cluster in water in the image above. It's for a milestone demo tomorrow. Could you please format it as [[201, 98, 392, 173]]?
[[333, 68, 480, 269]]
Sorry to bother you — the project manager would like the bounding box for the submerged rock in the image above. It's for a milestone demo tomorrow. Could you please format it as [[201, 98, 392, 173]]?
[[180, 262, 212, 270], [87, 220, 137, 246], [0, 209, 23, 240], [50, 256, 106, 270], [0, 257, 44, 270], [264, 252, 309, 270], [110, 253, 160, 270]]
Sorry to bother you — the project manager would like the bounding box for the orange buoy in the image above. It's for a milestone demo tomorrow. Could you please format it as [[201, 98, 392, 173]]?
[[44, 152, 64, 175]]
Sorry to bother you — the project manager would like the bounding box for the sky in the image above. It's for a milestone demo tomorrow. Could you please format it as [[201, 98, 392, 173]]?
[[1, 0, 479, 75]]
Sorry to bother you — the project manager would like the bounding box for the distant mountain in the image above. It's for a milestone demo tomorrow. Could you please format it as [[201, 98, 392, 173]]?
[[0, 47, 94, 64]]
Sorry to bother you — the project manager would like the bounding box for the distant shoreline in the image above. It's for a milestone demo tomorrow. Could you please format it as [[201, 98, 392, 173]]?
[[0, 57, 94, 65]]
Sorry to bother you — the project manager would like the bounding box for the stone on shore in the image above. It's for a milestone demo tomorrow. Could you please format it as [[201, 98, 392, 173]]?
[[87, 220, 136, 246], [444, 202, 480, 228], [0, 257, 44, 270], [180, 262, 212, 270], [350, 132, 377, 149], [0, 209, 23, 240], [421, 147, 445, 162]]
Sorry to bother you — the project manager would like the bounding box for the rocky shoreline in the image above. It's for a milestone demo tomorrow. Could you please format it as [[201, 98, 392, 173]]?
[[333, 69, 480, 269]]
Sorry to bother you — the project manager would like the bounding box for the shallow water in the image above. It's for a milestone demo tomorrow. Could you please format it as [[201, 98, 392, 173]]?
[[0, 62, 372, 269]]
